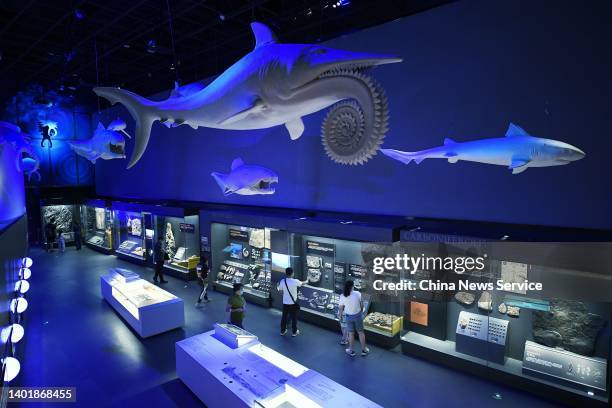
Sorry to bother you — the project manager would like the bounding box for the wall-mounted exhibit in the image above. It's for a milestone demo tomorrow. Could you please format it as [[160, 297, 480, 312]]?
[[81, 199, 113, 253]]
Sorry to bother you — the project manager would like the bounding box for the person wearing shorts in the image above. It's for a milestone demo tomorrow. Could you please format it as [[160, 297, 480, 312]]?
[[338, 280, 369, 357]]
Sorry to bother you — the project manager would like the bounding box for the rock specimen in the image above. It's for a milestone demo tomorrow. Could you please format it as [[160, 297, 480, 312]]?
[[507, 305, 520, 317], [43, 205, 73, 233], [165, 222, 176, 259], [477, 291, 493, 311], [532, 299, 606, 356], [498, 302, 507, 314], [455, 292, 475, 306]]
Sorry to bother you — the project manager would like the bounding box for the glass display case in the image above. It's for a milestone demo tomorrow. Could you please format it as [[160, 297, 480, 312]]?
[[40, 204, 79, 247], [211, 223, 274, 306], [154, 214, 200, 277], [81, 201, 113, 253], [113, 209, 146, 260]]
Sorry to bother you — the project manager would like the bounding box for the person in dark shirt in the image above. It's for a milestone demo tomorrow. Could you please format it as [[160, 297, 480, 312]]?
[[226, 283, 245, 328], [73, 223, 82, 250], [153, 239, 168, 283], [196, 258, 211, 304]]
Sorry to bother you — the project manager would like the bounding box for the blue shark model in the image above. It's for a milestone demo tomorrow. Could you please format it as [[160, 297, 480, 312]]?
[[94, 22, 401, 168], [69, 120, 129, 163], [381, 123, 585, 174], [21, 157, 40, 182], [0, 121, 40, 175], [211, 158, 278, 196]]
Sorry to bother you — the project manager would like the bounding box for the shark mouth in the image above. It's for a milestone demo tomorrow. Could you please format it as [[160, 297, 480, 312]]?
[[297, 62, 391, 165], [109, 142, 126, 155], [254, 177, 278, 193]]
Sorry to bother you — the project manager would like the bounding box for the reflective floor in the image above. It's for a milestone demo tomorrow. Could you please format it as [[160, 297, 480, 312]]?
[[18, 247, 564, 407]]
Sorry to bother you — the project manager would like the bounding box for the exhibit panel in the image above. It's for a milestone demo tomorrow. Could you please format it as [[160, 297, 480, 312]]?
[[81, 199, 113, 253], [176, 324, 382, 408], [394, 233, 612, 407], [210, 222, 275, 306], [154, 213, 200, 280], [40, 203, 80, 247], [100, 268, 184, 338]]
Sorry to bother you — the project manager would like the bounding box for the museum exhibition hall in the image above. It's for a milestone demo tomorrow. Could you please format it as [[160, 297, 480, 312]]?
[[1, 0, 611, 407]]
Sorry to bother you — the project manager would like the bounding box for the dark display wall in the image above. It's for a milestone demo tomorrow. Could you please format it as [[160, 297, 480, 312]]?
[[95, 0, 612, 230]]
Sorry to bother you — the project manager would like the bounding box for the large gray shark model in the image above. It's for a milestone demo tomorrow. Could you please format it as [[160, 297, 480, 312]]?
[[211, 158, 278, 196], [381, 123, 585, 174], [94, 22, 401, 168], [69, 120, 129, 163]]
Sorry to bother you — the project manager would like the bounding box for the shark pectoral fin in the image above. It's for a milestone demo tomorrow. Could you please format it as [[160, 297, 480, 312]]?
[[509, 158, 530, 174], [285, 118, 305, 140], [219, 99, 265, 126], [445, 152, 459, 163], [211, 172, 235, 195]]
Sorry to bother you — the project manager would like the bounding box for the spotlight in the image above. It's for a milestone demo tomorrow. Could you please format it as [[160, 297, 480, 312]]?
[[10, 298, 28, 314], [123, 44, 131, 49], [21, 257, 33, 268], [1, 324, 24, 344], [219, 14, 225, 21], [15, 280, 30, 294], [2, 357, 21, 382], [146, 39, 157, 54], [74, 9, 85, 20], [19, 268, 31, 280]]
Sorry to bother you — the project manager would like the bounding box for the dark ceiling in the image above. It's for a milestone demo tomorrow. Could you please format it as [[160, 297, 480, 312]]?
[[0, 0, 451, 107]]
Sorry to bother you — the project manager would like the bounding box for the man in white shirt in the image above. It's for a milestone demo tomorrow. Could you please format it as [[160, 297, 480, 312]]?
[[277, 267, 308, 336]]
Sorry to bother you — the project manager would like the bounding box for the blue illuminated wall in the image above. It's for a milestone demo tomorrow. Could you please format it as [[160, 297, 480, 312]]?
[[0, 143, 25, 224], [95, 0, 612, 230]]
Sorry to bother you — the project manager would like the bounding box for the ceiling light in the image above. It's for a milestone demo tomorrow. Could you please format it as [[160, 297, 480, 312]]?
[[21, 257, 33, 268], [1, 324, 24, 344], [15, 280, 30, 294], [10, 298, 28, 314], [19, 268, 31, 280]]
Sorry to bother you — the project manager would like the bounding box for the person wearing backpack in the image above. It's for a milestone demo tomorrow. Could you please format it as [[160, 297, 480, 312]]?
[[276, 267, 308, 337]]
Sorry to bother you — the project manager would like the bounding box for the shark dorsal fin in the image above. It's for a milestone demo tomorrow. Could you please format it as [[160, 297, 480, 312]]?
[[231, 158, 245, 171], [506, 123, 530, 137], [251, 22, 278, 49], [443, 138, 456, 145], [96, 122, 105, 132]]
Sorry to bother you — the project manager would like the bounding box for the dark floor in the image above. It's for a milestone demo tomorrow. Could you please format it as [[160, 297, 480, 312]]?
[[17, 247, 564, 408]]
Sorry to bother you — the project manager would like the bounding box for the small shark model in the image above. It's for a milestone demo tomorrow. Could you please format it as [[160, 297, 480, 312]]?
[[69, 120, 129, 163], [211, 158, 278, 196], [0, 121, 40, 175], [94, 22, 401, 168], [381, 123, 585, 174]]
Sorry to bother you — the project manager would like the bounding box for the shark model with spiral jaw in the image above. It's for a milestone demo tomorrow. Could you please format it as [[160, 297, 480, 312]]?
[[381, 123, 586, 174], [94, 22, 401, 168]]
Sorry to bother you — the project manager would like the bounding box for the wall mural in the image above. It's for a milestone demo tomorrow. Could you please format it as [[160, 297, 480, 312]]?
[[381, 123, 586, 174], [93, 22, 401, 168], [0, 122, 40, 181], [69, 119, 129, 163], [38, 120, 58, 148], [211, 158, 278, 196]]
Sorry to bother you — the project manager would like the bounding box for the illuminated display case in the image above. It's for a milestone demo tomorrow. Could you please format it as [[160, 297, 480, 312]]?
[[210, 223, 274, 306], [81, 199, 113, 253], [100, 268, 184, 338], [176, 324, 382, 408], [397, 222, 612, 407], [154, 214, 200, 279], [113, 209, 146, 260]]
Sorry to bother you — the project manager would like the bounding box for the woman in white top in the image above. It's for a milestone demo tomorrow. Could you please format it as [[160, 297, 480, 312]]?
[[338, 280, 369, 357]]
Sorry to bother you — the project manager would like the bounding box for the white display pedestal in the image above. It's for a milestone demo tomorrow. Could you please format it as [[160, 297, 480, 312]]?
[[100, 270, 184, 338], [176, 324, 382, 408]]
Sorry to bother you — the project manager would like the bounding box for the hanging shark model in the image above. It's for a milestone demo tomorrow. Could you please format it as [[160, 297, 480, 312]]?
[[0, 121, 40, 176], [69, 119, 129, 163], [94, 22, 401, 168], [381, 123, 585, 174], [211, 158, 278, 196]]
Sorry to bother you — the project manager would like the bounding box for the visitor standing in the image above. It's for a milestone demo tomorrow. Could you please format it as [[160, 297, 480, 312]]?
[[277, 267, 308, 337], [45, 219, 57, 252], [73, 223, 82, 250], [153, 239, 168, 283], [338, 280, 369, 357], [226, 283, 245, 328], [196, 259, 210, 304], [57, 230, 66, 253]]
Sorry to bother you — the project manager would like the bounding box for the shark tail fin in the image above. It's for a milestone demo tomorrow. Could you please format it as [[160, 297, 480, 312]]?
[[93, 87, 158, 169], [380, 149, 425, 165], [211, 172, 231, 195]]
